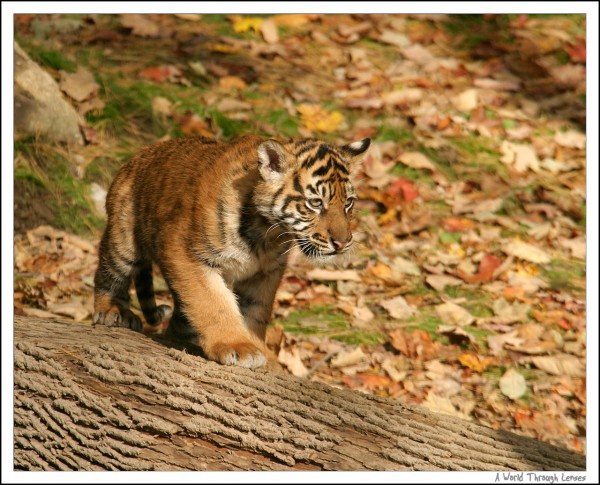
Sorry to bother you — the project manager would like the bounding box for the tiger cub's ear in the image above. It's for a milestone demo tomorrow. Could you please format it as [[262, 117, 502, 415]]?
[[258, 140, 289, 182], [341, 138, 371, 168]]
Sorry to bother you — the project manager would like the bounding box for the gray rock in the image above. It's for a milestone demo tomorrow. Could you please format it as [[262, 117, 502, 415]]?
[[14, 41, 84, 145]]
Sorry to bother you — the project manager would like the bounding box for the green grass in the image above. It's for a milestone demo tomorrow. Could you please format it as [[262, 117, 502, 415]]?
[[16, 141, 103, 235], [542, 259, 586, 293], [276, 305, 385, 346], [262, 109, 299, 138], [376, 124, 415, 143], [32, 49, 77, 72]]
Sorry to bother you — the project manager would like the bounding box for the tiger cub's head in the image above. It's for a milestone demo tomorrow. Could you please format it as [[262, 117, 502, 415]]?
[[255, 137, 370, 261]]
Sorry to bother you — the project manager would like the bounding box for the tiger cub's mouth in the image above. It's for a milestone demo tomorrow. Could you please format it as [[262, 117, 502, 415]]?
[[298, 238, 353, 259]]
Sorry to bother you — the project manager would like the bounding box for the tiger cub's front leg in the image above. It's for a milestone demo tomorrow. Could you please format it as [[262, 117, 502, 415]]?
[[164, 248, 267, 369], [234, 266, 286, 342]]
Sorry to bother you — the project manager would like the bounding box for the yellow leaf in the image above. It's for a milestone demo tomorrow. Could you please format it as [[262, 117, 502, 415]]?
[[378, 209, 397, 225], [459, 353, 492, 373], [515, 263, 539, 277], [231, 15, 264, 33], [297, 104, 344, 133], [448, 243, 465, 258], [272, 14, 312, 28], [369, 262, 392, 280]]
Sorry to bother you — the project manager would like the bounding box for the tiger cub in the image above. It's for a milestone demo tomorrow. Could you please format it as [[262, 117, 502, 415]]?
[[93, 135, 370, 368]]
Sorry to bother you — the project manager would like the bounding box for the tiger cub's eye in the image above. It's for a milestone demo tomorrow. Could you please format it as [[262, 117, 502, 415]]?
[[307, 198, 323, 209], [345, 198, 355, 209]]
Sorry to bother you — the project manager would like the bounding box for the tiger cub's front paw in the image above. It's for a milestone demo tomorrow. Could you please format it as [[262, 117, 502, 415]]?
[[93, 306, 142, 332], [206, 341, 267, 369]]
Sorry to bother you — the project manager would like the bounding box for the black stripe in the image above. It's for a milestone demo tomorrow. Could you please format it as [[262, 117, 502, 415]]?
[[312, 160, 333, 178], [293, 174, 303, 194], [295, 143, 317, 157], [333, 160, 349, 175], [281, 195, 304, 213]]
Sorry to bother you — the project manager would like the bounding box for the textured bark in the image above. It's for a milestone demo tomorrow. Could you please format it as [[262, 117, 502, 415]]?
[[13, 316, 585, 471]]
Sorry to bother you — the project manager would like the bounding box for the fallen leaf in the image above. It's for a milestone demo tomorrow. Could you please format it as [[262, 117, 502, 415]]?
[[272, 14, 314, 28], [306, 268, 361, 282], [389, 329, 438, 360], [559, 237, 586, 260], [381, 296, 417, 320], [500, 141, 540, 173], [297, 104, 344, 133], [425, 274, 463, 291], [504, 240, 551, 264], [47, 300, 90, 322], [178, 113, 213, 137], [341, 373, 392, 389], [452, 89, 478, 112], [506, 271, 548, 294], [435, 301, 475, 326], [382, 88, 424, 105], [423, 392, 472, 420], [60, 67, 99, 102], [231, 16, 263, 33], [140, 65, 184, 84], [152, 96, 174, 117], [216, 98, 252, 112], [499, 369, 527, 400], [390, 256, 421, 276], [386, 177, 419, 202], [378, 30, 410, 48], [381, 357, 408, 382], [260, 18, 279, 44], [531, 355, 585, 377], [278, 348, 309, 377], [401, 44, 436, 65], [398, 152, 436, 172], [331, 347, 367, 368], [565, 37, 586, 63], [437, 325, 476, 345], [78, 97, 105, 115], [458, 253, 502, 284], [473, 78, 520, 91], [22, 307, 62, 319], [174, 14, 202, 21], [218, 76, 247, 90], [121, 14, 160, 37], [443, 217, 475, 232], [459, 353, 492, 373], [352, 306, 374, 326], [492, 298, 530, 323], [554, 130, 586, 150]]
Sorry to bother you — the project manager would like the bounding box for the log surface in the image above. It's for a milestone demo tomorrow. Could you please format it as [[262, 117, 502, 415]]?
[[13, 316, 586, 471]]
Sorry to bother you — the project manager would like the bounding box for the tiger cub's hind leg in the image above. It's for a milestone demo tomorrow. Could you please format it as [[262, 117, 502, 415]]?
[[93, 230, 142, 331], [132, 262, 172, 329]]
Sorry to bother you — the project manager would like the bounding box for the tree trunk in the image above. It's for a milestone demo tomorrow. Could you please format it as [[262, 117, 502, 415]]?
[[13, 316, 585, 471]]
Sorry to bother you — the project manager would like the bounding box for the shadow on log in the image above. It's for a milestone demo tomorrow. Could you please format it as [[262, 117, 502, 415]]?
[[13, 316, 586, 471]]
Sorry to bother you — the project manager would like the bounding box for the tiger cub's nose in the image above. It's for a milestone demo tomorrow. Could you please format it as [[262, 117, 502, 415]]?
[[332, 238, 351, 251]]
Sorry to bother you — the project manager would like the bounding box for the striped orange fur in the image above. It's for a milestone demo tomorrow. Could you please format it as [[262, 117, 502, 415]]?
[[93, 135, 370, 368]]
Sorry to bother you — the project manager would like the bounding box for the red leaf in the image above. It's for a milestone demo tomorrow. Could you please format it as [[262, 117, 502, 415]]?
[[387, 178, 419, 202], [458, 253, 502, 283], [139, 65, 182, 83], [565, 38, 586, 64], [443, 217, 475, 231]]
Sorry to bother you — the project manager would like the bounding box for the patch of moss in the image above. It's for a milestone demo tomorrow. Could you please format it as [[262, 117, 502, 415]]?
[[375, 124, 415, 143], [263, 109, 299, 138], [34, 49, 77, 72], [209, 110, 252, 139], [542, 259, 586, 293], [277, 305, 385, 346]]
